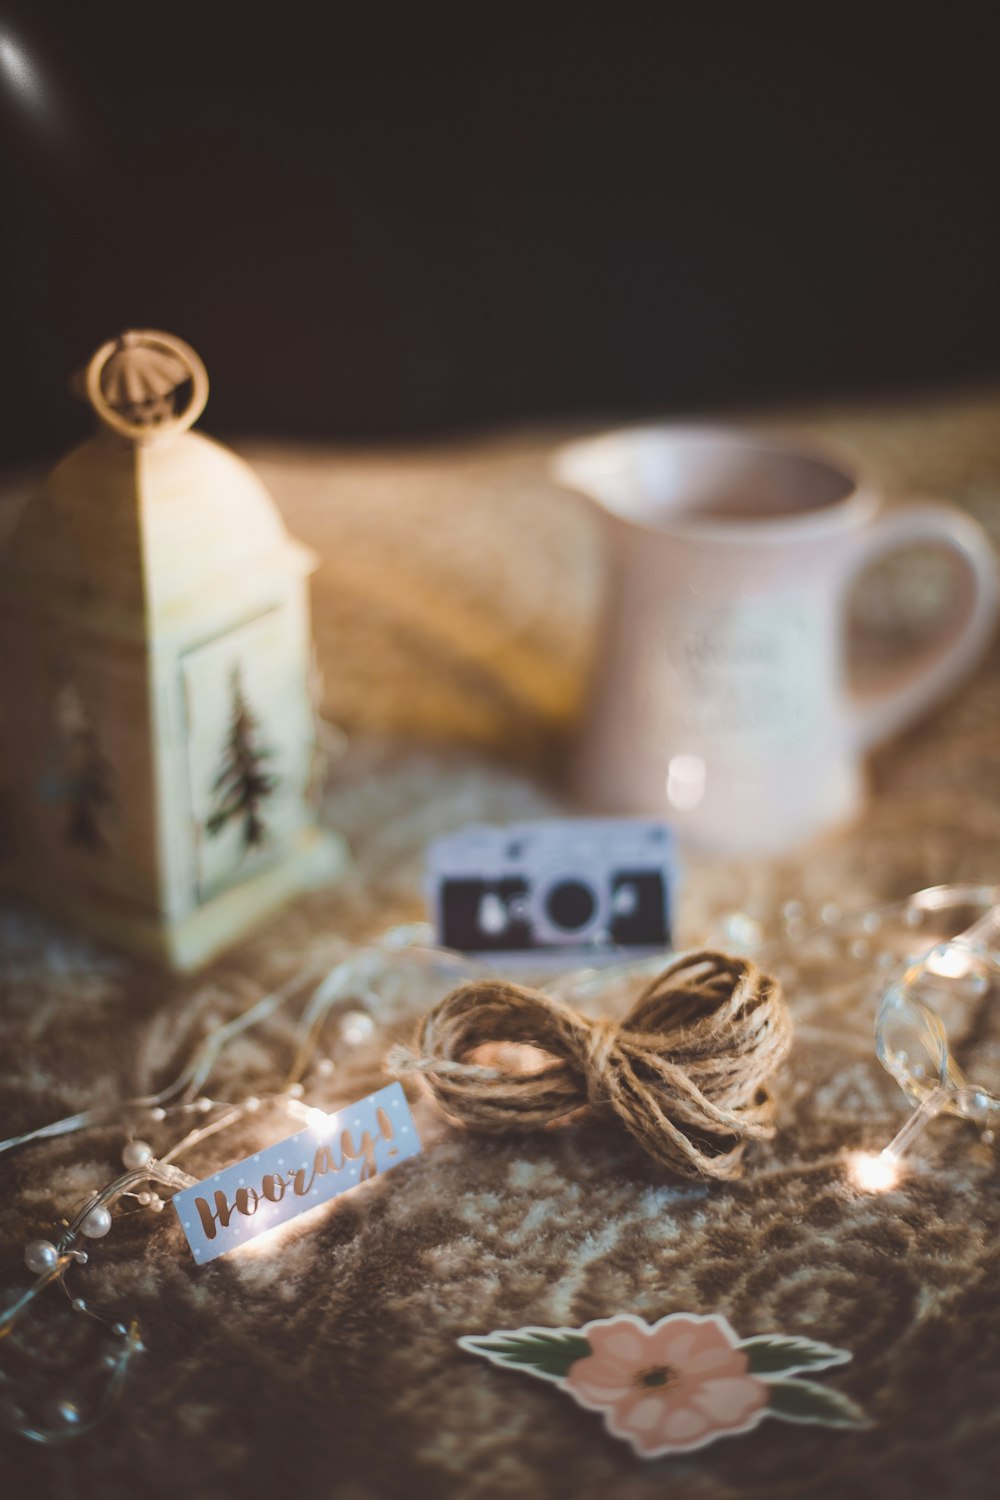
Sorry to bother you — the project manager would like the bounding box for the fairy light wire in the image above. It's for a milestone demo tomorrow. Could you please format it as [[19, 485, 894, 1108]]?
[[0, 927, 479, 1442], [3, 893, 998, 1439], [0, 960, 339, 1160], [848, 892, 1000, 1192]]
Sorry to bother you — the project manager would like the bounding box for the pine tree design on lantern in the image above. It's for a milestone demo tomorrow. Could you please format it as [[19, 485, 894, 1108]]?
[[41, 682, 117, 852], [205, 668, 277, 849], [66, 722, 116, 852]]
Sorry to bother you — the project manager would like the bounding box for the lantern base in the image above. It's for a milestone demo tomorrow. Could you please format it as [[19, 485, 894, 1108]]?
[[3, 826, 350, 972]]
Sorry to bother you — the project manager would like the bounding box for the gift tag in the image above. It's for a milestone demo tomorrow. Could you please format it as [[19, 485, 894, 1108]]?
[[173, 1082, 421, 1263]]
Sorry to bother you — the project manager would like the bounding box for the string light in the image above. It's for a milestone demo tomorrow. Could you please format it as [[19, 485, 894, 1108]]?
[[847, 1150, 901, 1193], [848, 893, 1000, 1192], [847, 1087, 953, 1194], [3, 890, 999, 1442], [0, 924, 475, 1443]]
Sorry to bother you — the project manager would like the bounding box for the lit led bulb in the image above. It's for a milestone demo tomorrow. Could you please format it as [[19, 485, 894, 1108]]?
[[866, 898, 1000, 1187], [847, 1150, 900, 1193], [305, 1106, 338, 1139]]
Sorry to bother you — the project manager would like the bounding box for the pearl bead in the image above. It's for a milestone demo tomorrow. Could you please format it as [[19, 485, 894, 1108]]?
[[341, 1009, 375, 1046], [71, 1297, 87, 1312], [23, 1239, 60, 1274], [52, 1400, 81, 1427], [80, 1205, 112, 1239], [122, 1140, 153, 1170], [149, 1106, 166, 1121]]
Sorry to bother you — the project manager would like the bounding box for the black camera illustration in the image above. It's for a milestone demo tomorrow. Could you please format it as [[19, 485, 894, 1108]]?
[[426, 819, 675, 956]]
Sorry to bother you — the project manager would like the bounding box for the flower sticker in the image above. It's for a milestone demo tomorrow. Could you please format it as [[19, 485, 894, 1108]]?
[[459, 1312, 869, 1458]]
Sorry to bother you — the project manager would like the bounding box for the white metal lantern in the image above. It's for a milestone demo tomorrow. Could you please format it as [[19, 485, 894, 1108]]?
[[0, 329, 347, 969]]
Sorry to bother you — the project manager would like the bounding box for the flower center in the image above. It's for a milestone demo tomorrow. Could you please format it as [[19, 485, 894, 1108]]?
[[635, 1363, 676, 1390]]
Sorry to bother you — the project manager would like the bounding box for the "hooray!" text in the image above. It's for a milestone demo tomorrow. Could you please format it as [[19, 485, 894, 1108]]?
[[172, 1082, 422, 1264]]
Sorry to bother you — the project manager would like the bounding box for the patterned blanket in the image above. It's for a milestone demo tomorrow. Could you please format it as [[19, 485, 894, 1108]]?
[[2, 394, 1000, 1498]]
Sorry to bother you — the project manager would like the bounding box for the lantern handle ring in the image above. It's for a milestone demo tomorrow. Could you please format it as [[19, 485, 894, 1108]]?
[[82, 329, 209, 444]]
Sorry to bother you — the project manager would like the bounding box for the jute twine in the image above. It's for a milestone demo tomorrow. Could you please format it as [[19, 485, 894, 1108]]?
[[388, 950, 791, 1180]]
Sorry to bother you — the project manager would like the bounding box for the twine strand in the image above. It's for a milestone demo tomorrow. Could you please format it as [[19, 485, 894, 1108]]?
[[388, 949, 791, 1180]]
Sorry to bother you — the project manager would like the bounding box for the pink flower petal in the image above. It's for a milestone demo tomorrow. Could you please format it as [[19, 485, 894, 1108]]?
[[567, 1360, 635, 1406], [663, 1330, 697, 1360], [589, 1321, 648, 1365], [650, 1316, 732, 1368], [619, 1394, 669, 1435], [692, 1376, 768, 1425], [663, 1405, 712, 1445], [685, 1345, 747, 1378]]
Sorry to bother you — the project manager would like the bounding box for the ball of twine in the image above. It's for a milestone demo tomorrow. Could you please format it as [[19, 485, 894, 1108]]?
[[388, 950, 791, 1180]]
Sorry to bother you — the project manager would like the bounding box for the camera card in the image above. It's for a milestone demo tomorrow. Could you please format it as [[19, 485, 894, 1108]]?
[[425, 817, 676, 963]]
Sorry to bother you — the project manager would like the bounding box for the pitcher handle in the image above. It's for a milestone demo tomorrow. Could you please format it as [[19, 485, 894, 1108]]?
[[842, 500, 1000, 751]]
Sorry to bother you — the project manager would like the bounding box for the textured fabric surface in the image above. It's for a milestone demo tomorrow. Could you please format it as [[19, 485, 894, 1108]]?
[[2, 391, 1000, 1499]]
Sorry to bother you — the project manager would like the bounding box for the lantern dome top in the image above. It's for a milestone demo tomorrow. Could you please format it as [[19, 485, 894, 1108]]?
[[1, 332, 315, 643]]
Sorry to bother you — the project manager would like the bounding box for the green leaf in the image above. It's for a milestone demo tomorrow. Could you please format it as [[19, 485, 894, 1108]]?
[[458, 1329, 592, 1383], [739, 1335, 852, 1377], [768, 1379, 871, 1429]]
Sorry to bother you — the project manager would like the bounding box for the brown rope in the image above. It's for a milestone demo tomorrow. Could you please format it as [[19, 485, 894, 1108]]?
[[387, 950, 791, 1181]]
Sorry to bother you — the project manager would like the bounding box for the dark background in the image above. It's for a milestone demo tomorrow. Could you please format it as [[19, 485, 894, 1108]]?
[[1, 3, 999, 467]]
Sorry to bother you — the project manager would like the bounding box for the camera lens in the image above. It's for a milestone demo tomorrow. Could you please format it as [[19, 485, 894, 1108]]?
[[544, 879, 597, 932]]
